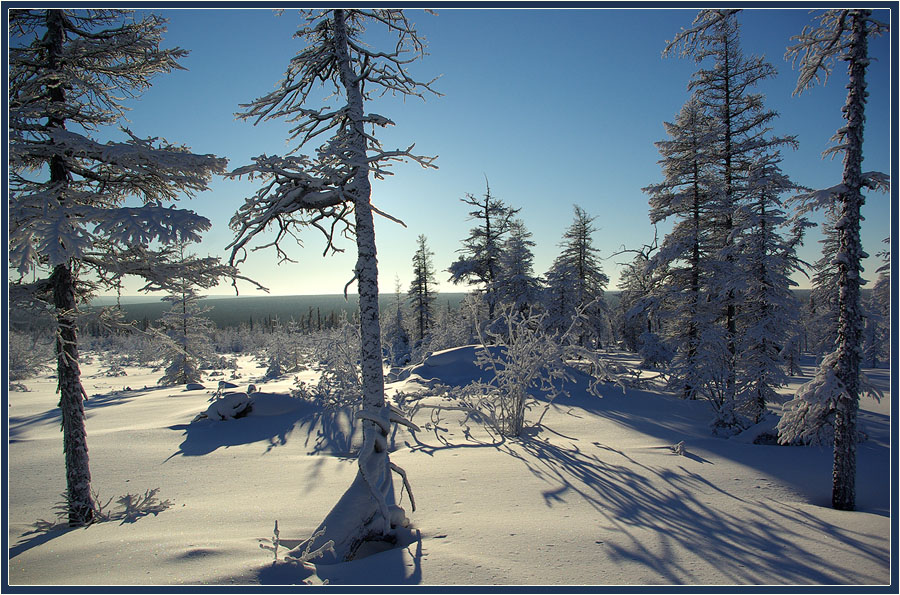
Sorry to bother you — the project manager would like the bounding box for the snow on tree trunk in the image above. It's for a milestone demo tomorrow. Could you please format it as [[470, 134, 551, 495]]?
[[9, 8, 231, 525], [291, 12, 401, 559], [830, 13, 868, 512], [779, 9, 888, 510], [47, 10, 95, 525], [227, 9, 434, 559], [52, 263, 95, 526]]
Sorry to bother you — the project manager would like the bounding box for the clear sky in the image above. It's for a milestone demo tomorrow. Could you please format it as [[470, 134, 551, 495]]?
[[104, 6, 892, 296]]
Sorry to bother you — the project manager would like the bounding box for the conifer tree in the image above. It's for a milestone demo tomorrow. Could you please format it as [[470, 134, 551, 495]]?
[[644, 96, 718, 399], [496, 219, 542, 315], [448, 179, 520, 320], [157, 245, 218, 386], [544, 205, 609, 346], [779, 8, 889, 511], [408, 234, 438, 344], [227, 9, 436, 559], [384, 276, 412, 366], [8, 9, 227, 525], [806, 209, 843, 357], [733, 151, 807, 423], [863, 241, 890, 368], [665, 10, 799, 433]]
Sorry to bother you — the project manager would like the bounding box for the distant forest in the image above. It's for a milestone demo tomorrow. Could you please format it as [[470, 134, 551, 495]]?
[[90, 293, 472, 329], [88, 290, 818, 330]]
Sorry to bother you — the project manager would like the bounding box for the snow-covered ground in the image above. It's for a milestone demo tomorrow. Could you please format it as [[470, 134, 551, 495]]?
[[7, 348, 891, 586]]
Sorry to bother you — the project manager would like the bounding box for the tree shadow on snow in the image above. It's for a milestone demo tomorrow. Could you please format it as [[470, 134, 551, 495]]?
[[11, 386, 179, 442], [166, 393, 363, 459], [562, 383, 891, 516], [505, 434, 888, 584], [9, 526, 77, 560]]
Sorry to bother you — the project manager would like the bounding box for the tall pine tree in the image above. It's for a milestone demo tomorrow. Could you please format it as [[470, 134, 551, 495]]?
[[544, 205, 609, 346], [227, 9, 436, 559], [448, 179, 520, 321], [665, 10, 799, 434], [408, 234, 438, 344], [9, 9, 227, 525], [779, 9, 890, 510]]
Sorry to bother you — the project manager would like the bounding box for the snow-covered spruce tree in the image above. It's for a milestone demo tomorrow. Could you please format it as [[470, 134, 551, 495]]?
[[448, 179, 520, 322], [643, 96, 718, 398], [156, 244, 218, 386], [8, 9, 227, 525], [732, 151, 808, 424], [496, 218, 542, 315], [544, 205, 609, 347], [665, 10, 798, 433], [226, 10, 435, 560], [408, 234, 438, 345], [777, 9, 889, 511], [384, 277, 412, 366]]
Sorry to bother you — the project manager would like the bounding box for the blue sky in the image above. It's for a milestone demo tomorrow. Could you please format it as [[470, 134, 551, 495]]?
[[108, 7, 892, 296]]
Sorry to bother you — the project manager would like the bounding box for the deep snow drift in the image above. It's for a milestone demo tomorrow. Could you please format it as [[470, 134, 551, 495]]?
[[6, 347, 891, 586]]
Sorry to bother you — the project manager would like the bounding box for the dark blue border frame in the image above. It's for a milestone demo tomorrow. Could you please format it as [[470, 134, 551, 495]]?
[[3, 1, 897, 593]]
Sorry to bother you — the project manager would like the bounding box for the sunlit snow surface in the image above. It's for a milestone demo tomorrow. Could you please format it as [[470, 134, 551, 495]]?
[[7, 349, 890, 586]]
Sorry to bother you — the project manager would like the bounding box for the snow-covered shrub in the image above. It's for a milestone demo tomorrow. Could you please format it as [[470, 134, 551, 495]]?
[[262, 324, 305, 380], [422, 294, 481, 357], [34, 488, 172, 532], [104, 362, 127, 377], [637, 330, 673, 369], [8, 331, 52, 382], [463, 305, 605, 437]]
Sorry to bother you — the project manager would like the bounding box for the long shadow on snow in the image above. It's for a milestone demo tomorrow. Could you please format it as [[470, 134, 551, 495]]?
[[507, 434, 888, 584], [551, 378, 891, 515], [9, 526, 77, 560], [166, 393, 363, 458]]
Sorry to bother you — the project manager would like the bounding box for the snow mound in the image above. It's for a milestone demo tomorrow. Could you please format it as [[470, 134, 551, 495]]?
[[410, 345, 503, 387], [195, 392, 252, 421], [730, 415, 780, 444], [185, 383, 206, 391]]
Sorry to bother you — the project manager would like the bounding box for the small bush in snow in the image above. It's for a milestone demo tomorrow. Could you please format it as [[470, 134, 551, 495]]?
[[465, 304, 606, 437], [193, 392, 252, 422], [33, 488, 172, 532]]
